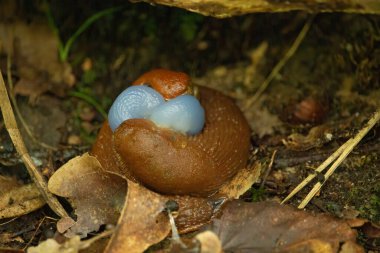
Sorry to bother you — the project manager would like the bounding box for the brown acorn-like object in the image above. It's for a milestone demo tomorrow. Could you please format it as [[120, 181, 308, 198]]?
[[91, 69, 250, 231]]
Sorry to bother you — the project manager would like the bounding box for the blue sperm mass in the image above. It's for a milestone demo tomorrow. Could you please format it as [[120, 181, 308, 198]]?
[[108, 85, 205, 135]]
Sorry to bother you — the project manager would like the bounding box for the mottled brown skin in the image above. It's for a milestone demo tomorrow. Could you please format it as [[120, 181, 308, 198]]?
[[92, 86, 250, 197], [132, 69, 191, 100]]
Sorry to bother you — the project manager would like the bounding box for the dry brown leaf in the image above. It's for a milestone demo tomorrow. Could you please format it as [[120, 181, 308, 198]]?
[[282, 124, 333, 151], [280, 239, 334, 253], [0, 232, 25, 245], [48, 153, 171, 253], [217, 162, 261, 199], [361, 222, 380, 238], [0, 19, 75, 102], [208, 201, 362, 253], [0, 176, 45, 219], [48, 153, 127, 237], [339, 241, 365, 253], [104, 180, 170, 253], [195, 231, 222, 253], [244, 97, 284, 138], [28, 236, 81, 253]]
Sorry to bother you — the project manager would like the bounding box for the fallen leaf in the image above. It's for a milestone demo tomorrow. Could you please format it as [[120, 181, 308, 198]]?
[[217, 162, 261, 199], [280, 239, 334, 253], [27, 236, 81, 253], [48, 153, 171, 253], [104, 181, 170, 253], [171, 195, 215, 234], [282, 124, 333, 151], [0, 176, 45, 219], [207, 201, 362, 253], [195, 231, 222, 253], [243, 97, 284, 138], [361, 222, 380, 238], [0, 232, 24, 245], [339, 241, 365, 253], [48, 153, 127, 237], [0, 19, 75, 102]]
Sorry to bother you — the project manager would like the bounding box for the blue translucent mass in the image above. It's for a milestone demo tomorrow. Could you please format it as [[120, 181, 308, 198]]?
[[108, 85, 205, 135]]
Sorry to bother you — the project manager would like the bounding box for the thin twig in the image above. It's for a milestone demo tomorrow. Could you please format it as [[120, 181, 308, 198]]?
[[244, 15, 315, 110], [0, 70, 68, 218], [6, 53, 57, 151], [79, 228, 114, 249], [298, 109, 380, 208], [0, 217, 19, 226], [281, 140, 353, 204], [260, 149, 277, 188], [22, 216, 57, 250]]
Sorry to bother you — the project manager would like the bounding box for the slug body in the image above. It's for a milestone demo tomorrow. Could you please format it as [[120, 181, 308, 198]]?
[[92, 69, 250, 197]]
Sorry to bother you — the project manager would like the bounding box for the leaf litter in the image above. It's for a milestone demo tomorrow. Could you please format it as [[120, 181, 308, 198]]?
[[0, 176, 45, 220], [206, 200, 363, 253]]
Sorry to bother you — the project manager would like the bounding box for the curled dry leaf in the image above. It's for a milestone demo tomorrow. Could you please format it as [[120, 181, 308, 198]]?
[[217, 162, 261, 199], [48, 153, 127, 237], [105, 181, 170, 253], [48, 153, 171, 252], [0, 176, 45, 219], [282, 124, 333, 151], [208, 201, 362, 253]]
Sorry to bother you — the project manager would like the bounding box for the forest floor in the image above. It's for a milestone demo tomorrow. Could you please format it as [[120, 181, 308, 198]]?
[[0, 0, 379, 252]]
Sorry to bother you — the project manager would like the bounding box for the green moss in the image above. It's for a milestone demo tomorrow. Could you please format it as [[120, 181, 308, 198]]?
[[178, 13, 203, 42], [249, 187, 267, 202]]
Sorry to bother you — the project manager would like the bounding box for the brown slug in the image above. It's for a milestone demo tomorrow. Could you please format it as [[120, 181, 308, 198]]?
[[91, 69, 251, 231]]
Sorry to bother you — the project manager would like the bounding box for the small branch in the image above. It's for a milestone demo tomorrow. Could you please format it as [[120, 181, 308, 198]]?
[[281, 109, 380, 208], [243, 15, 314, 110], [0, 70, 68, 218], [260, 149, 277, 188], [298, 109, 380, 209], [281, 140, 352, 204]]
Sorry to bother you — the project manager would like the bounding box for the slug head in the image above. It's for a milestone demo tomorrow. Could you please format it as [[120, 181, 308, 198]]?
[[132, 69, 194, 99]]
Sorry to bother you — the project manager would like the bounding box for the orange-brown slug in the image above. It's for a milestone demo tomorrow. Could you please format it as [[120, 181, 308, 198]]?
[[91, 69, 251, 232]]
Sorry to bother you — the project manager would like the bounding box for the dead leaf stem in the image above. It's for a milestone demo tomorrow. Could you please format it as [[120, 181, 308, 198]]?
[[0, 70, 68, 218], [244, 15, 314, 110]]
